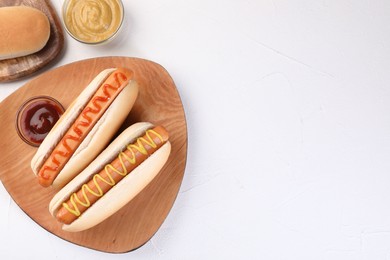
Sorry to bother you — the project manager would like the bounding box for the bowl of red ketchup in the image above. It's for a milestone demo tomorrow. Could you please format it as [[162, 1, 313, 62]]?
[[16, 96, 65, 147]]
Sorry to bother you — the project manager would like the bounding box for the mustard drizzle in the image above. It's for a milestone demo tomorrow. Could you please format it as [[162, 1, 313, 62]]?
[[62, 129, 164, 217]]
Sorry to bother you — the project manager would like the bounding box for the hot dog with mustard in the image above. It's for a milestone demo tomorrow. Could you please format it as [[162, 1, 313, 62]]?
[[49, 122, 171, 232]]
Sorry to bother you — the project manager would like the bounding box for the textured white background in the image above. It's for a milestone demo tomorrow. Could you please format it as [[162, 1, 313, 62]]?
[[1, 0, 390, 259]]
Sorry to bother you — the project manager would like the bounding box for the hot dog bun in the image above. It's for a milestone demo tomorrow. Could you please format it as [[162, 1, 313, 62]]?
[[49, 122, 171, 232], [31, 68, 139, 188], [0, 6, 50, 60]]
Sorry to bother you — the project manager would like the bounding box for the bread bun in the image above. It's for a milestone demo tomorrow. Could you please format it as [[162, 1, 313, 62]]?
[[0, 6, 50, 60]]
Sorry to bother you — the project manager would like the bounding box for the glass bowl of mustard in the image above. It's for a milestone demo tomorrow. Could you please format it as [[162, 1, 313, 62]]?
[[15, 96, 65, 147], [62, 0, 124, 45]]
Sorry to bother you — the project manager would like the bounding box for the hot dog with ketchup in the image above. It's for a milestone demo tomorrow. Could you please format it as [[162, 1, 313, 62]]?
[[31, 68, 139, 188], [49, 122, 171, 232]]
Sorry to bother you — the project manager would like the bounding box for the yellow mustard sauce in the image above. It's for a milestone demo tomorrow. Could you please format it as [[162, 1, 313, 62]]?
[[64, 0, 123, 43], [62, 129, 163, 217]]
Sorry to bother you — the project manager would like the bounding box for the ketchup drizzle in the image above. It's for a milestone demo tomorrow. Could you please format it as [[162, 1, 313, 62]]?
[[39, 71, 129, 182]]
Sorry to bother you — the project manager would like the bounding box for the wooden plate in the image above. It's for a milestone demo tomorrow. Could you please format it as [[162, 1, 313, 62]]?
[[0, 0, 64, 82], [0, 57, 187, 253]]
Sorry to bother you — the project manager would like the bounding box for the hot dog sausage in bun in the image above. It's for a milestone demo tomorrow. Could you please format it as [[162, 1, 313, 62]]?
[[31, 68, 139, 188], [49, 122, 171, 232]]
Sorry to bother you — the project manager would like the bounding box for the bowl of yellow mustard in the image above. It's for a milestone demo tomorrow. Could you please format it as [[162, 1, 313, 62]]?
[[62, 0, 124, 44]]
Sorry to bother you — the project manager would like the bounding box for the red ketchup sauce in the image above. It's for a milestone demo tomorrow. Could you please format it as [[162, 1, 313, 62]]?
[[16, 97, 64, 146]]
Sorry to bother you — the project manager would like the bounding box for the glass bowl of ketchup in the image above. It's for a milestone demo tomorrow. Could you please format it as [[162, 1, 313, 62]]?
[[16, 96, 65, 147]]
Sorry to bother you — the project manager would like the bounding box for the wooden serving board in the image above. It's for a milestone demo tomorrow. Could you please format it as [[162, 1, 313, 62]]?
[[0, 0, 64, 82], [0, 57, 187, 253]]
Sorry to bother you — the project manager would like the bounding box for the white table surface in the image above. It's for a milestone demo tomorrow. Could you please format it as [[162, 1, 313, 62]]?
[[2, 0, 390, 259]]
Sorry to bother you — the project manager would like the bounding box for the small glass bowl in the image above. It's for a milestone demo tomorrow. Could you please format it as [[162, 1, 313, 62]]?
[[15, 96, 65, 147], [62, 0, 125, 45]]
